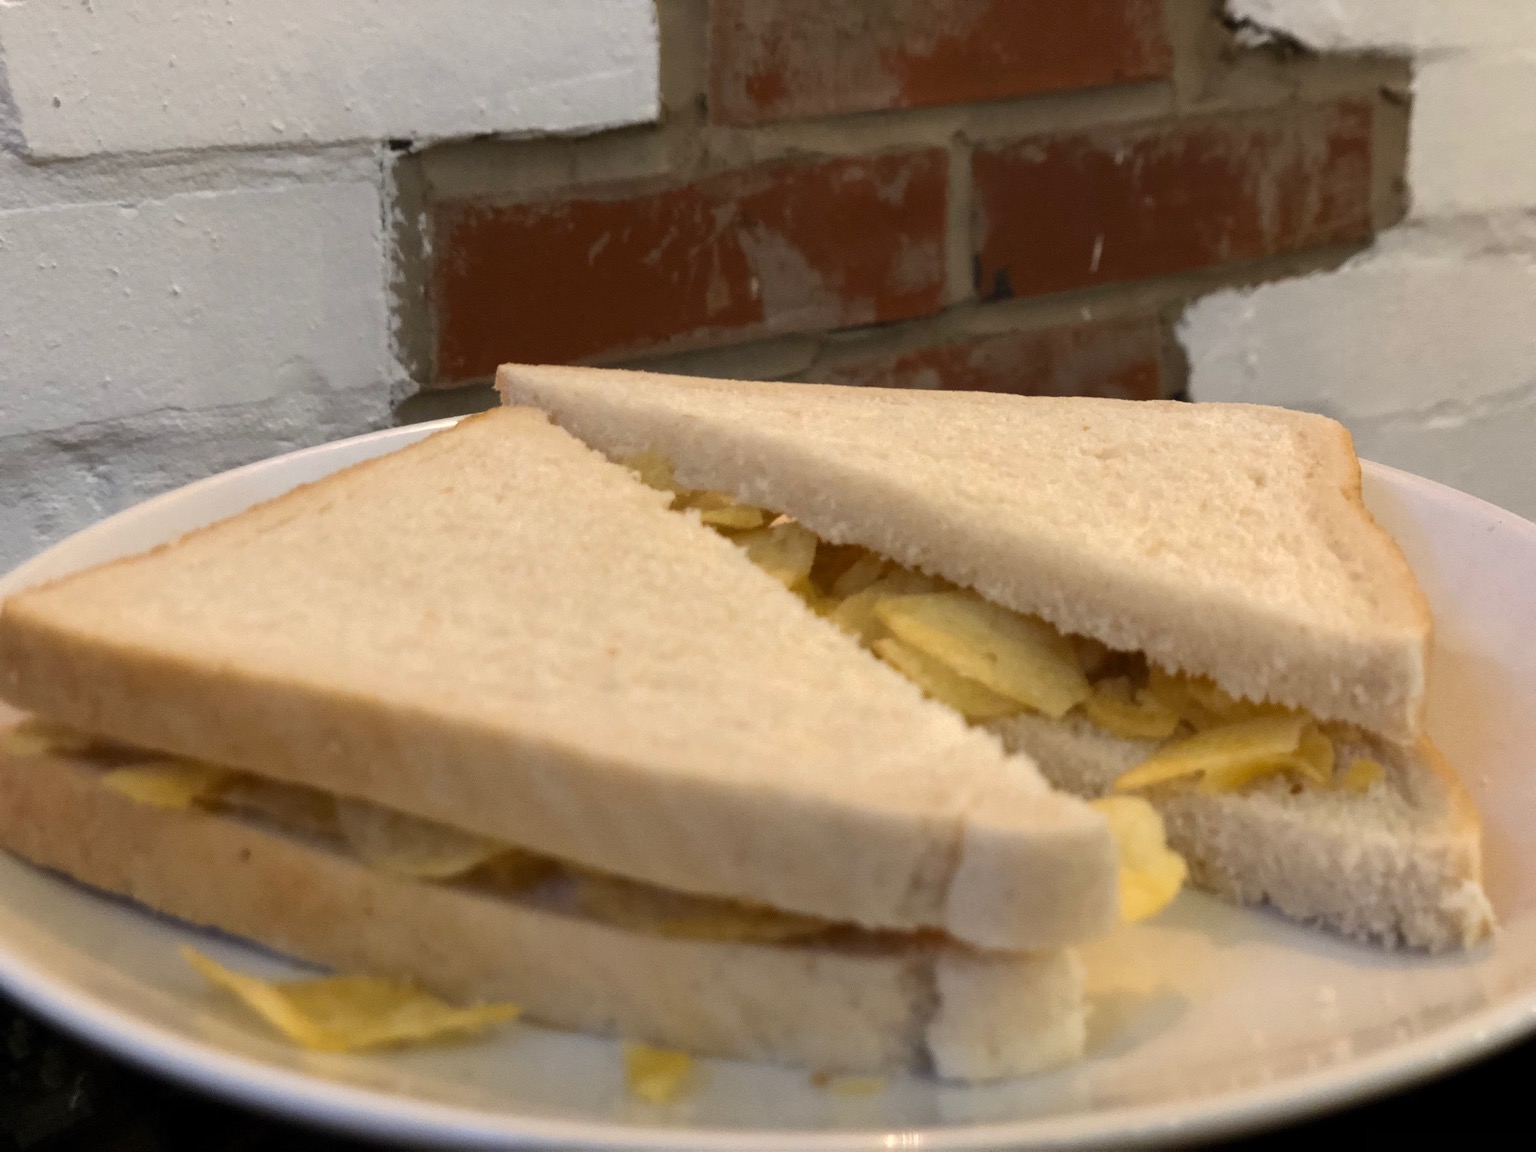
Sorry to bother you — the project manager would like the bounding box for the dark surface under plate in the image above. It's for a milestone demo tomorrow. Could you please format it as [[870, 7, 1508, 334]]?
[[0, 994, 1525, 1151]]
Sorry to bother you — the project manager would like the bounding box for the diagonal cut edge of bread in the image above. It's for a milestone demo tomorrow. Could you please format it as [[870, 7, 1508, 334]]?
[[0, 408, 1118, 952], [0, 740, 1085, 1080], [993, 713, 1492, 952], [496, 364, 1432, 743]]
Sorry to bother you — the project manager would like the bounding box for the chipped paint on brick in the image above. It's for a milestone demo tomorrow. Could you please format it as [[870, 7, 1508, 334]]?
[[431, 151, 946, 380], [973, 102, 1373, 301], [710, 0, 1171, 126]]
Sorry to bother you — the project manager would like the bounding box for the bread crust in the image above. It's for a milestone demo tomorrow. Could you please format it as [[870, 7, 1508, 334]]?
[[1303, 418, 1433, 736], [0, 740, 1085, 1079], [1415, 737, 1486, 866]]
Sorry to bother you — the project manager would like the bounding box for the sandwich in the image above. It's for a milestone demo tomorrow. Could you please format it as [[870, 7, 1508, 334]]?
[[0, 406, 1182, 1080], [497, 364, 1495, 954]]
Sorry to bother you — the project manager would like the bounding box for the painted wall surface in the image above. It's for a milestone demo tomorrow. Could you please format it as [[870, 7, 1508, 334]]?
[[0, 0, 659, 158], [0, 2, 660, 569]]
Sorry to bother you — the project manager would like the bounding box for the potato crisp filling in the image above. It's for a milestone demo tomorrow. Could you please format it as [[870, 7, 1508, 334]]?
[[1, 720, 844, 946], [623, 452, 1387, 801]]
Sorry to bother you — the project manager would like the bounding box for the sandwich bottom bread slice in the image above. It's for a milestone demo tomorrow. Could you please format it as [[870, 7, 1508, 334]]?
[[997, 715, 1489, 952], [0, 724, 1085, 1080]]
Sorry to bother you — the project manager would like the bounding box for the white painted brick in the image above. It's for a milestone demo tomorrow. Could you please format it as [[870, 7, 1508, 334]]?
[[0, 386, 393, 572], [0, 181, 393, 438], [1181, 230, 1536, 422], [1410, 53, 1536, 218], [0, 142, 383, 214], [1181, 228, 1536, 515], [1349, 394, 1536, 523], [1229, 0, 1536, 54], [0, 0, 659, 159]]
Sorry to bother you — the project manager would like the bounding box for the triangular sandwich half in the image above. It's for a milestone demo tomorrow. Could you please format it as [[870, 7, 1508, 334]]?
[[0, 407, 1136, 1079], [499, 364, 1493, 952]]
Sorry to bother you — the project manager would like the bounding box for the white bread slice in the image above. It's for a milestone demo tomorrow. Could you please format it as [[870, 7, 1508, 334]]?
[[0, 739, 1085, 1079], [0, 408, 1117, 952], [993, 713, 1492, 952], [497, 364, 1431, 743]]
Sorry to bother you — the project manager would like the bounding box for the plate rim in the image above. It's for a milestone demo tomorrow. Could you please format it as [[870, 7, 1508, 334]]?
[[1, 422, 1533, 1150], [1, 889, 1531, 1152]]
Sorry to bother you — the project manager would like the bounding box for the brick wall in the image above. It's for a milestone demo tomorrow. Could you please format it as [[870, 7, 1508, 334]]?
[[403, 0, 1409, 417], [1, 1, 1423, 573]]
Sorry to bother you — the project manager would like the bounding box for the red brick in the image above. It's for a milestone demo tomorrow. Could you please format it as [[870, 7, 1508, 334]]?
[[710, 0, 1171, 126], [973, 101, 1374, 301], [431, 152, 947, 382], [816, 315, 1163, 400]]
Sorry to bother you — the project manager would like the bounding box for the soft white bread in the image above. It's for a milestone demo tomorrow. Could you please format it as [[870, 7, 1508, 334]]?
[[0, 739, 1085, 1079], [0, 408, 1117, 951], [497, 364, 1431, 743], [994, 713, 1492, 952]]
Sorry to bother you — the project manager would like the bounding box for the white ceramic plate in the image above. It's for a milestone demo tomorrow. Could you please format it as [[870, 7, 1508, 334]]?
[[1, 420, 1534, 1150]]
